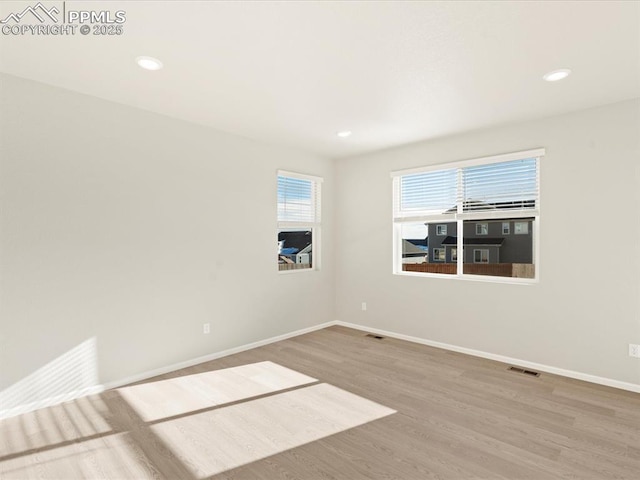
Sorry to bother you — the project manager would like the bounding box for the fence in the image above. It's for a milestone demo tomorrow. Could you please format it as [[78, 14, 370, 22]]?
[[278, 263, 312, 272], [403, 263, 534, 278]]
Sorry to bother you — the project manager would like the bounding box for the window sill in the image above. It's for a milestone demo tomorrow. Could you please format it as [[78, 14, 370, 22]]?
[[278, 268, 318, 275], [393, 270, 537, 285]]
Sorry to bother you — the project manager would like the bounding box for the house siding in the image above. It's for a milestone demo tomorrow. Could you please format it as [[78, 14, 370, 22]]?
[[428, 219, 533, 264], [468, 220, 533, 264], [427, 222, 457, 262]]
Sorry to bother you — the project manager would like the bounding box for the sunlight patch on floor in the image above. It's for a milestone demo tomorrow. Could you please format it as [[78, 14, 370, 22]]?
[[151, 383, 396, 478], [1, 361, 395, 479], [0, 395, 112, 459], [118, 361, 317, 421], [0, 432, 159, 480]]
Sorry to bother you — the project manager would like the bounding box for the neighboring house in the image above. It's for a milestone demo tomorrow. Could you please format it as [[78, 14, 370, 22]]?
[[278, 230, 313, 265], [427, 219, 533, 264], [428, 222, 458, 263]]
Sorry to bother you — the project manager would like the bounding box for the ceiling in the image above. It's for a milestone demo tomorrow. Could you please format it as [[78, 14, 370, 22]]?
[[1, 1, 639, 159]]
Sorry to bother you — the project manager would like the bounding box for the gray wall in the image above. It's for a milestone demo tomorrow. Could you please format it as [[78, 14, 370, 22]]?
[[462, 220, 533, 264], [428, 220, 533, 264], [0, 74, 335, 403], [336, 99, 640, 386], [487, 220, 533, 264], [427, 222, 456, 262]]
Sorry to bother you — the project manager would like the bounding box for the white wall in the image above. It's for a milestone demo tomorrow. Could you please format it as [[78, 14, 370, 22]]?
[[336, 99, 640, 387], [1, 73, 638, 413], [0, 74, 334, 406]]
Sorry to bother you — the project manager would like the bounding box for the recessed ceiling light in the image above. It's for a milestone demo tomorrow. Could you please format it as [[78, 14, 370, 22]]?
[[136, 56, 163, 71], [337, 131, 352, 138], [543, 69, 571, 82]]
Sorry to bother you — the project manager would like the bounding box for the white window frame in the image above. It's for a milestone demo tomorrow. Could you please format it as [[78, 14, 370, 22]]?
[[476, 223, 488, 235], [391, 148, 542, 284], [451, 247, 457, 262], [277, 170, 323, 274], [502, 222, 510, 235], [436, 224, 447, 236], [514, 221, 529, 235]]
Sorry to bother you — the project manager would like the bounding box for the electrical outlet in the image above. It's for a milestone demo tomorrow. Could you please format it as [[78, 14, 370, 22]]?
[[203, 323, 210, 334], [629, 344, 640, 358], [361, 302, 367, 311]]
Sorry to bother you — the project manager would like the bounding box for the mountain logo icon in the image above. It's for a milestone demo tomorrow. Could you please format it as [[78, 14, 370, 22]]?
[[1, 2, 60, 24]]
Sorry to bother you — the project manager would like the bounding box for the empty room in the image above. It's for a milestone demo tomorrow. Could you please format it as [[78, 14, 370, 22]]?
[[1, 1, 639, 479]]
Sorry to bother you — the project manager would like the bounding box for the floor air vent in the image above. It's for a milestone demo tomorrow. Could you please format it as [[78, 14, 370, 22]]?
[[365, 334, 385, 340], [508, 366, 540, 377]]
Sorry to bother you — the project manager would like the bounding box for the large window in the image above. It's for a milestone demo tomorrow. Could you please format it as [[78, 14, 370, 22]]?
[[277, 171, 322, 272], [392, 149, 542, 282]]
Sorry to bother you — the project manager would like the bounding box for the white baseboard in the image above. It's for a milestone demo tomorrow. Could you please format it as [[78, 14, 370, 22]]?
[[102, 321, 336, 390], [0, 321, 336, 420], [4, 319, 636, 420], [335, 320, 640, 394]]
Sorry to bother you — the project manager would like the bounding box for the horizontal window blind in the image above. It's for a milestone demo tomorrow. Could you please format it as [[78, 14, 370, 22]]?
[[278, 172, 321, 224], [462, 158, 538, 213], [395, 168, 458, 219], [393, 154, 539, 220]]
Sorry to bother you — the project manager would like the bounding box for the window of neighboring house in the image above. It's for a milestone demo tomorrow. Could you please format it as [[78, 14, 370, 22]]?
[[514, 221, 529, 234], [476, 223, 488, 235], [474, 249, 489, 263], [392, 149, 542, 282], [433, 248, 446, 262], [277, 171, 322, 272]]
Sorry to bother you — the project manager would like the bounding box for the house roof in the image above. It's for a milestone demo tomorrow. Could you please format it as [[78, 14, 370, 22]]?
[[278, 231, 312, 252], [405, 238, 428, 247], [441, 236, 505, 246], [445, 200, 536, 213], [402, 240, 427, 256]]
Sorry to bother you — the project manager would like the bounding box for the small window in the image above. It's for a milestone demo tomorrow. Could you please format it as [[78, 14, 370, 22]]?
[[474, 249, 489, 264], [277, 171, 322, 272], [433, 248, 446, 262], [514, 222, 529, 234], [451, 247, 457, 261], [476, 223, 488, 235], [502, 222, 510, 235], [278, 230, 313, 270], [436, 224, 447, 236]]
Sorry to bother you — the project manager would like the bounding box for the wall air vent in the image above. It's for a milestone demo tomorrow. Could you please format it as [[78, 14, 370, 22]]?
[[508, 366, 540, 377]]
